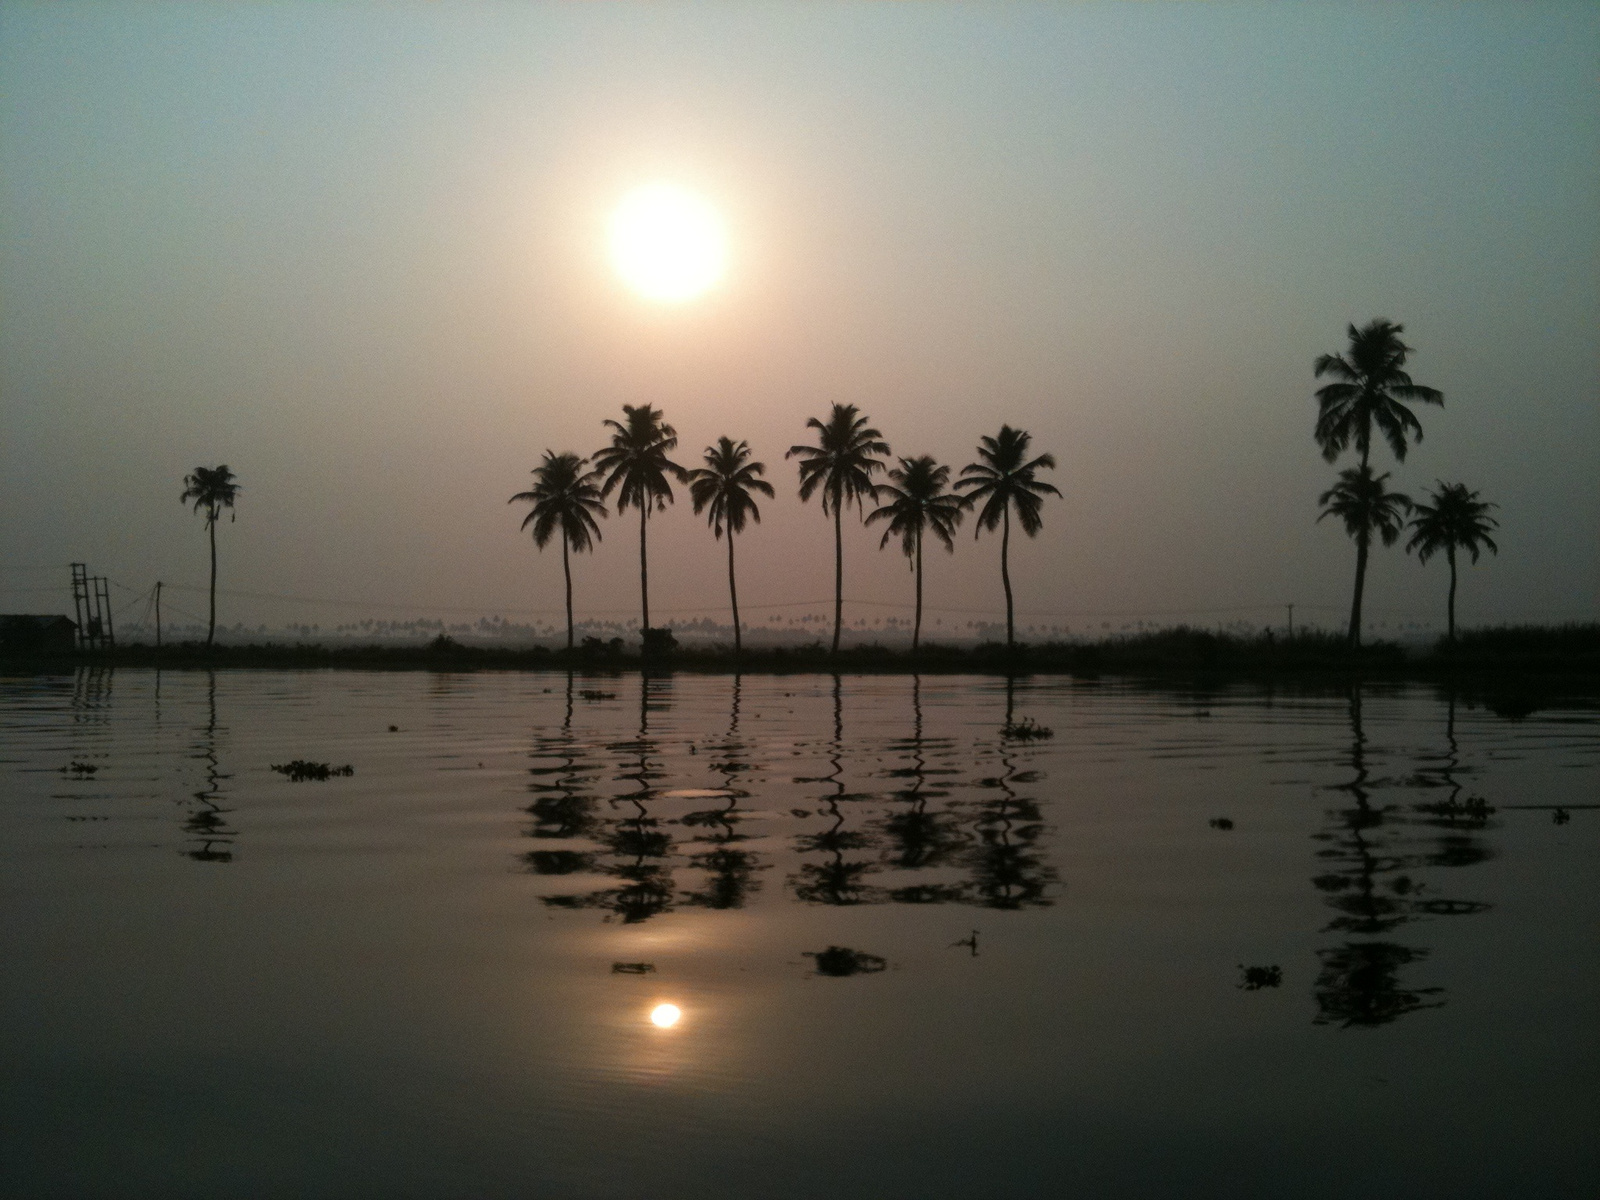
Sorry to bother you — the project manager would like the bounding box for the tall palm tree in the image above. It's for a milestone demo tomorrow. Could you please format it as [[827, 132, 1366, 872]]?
[[510, 451, 607, 650], [955, 426, 1059, 648], [592, 404, 686, 637], [786, 404, 889, 653], [1314, 319, 1444, 469], [1318, 465, 1411, 647], [687, 437, 774, 656], [1406, 482, 1498, 643], [866, 455, 967, 651], [179, 465, 240, 648]]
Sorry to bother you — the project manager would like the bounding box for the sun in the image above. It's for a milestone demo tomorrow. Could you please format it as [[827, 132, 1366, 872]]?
[[609, 184, 728, 303]]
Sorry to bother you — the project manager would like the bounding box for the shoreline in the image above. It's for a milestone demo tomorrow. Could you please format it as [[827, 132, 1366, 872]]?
[[5, 626, 1596, 698]]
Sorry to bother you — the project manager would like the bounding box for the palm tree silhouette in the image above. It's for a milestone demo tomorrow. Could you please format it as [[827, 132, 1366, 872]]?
[[686, 437, 774, 657], [1406, 482, 1498, 643], [592, 404, 686, 639], [510, 451, 607, 650], [955, 427, 1059, 648], [1318, 465, 1411, 647], [1314, 319, 1443, 469], [179, 465, 241, 648], [786, 404, 889, 653], [867, 456, 967, 650]]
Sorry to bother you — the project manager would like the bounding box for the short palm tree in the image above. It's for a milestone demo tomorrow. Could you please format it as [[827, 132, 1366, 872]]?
[[687, 437, 775, 656], [510, 451, 607, 649], [1406, 482, 1498, 643], [179, 465, 241, 648], [867, 456, 967, 651], [592, 404, 686, 637], [955, 427, 1059, 648], [1314, 319, 1444, 469], [1318, 465, 1411, 647], [786, 404, 890, 653]]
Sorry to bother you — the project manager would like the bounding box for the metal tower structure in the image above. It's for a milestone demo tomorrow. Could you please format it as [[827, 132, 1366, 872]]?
[[70, 563, 115, 651]]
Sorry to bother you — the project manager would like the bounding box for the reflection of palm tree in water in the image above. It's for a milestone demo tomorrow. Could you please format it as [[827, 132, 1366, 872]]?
[[1312, 686, 1441, 1026], [964, 675, 1055, 910], [184, 671, 235, 863], [881, 674, 967, 904], [521, 671, 601, 874], [792, 674, 881, 906], [683, 675, 765, 909], [532, 672, 676, 922]]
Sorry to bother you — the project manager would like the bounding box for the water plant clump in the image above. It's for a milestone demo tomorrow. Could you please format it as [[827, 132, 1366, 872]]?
[[805, 946, 887, 977], [271, 760, 354, 782], [1002, 716, 1053, 740], [1209, 817, 1235, 830], [611, 962, 656, 974]]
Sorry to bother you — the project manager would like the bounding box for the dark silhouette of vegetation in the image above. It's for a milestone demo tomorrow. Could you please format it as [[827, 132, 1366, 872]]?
[[687, 437, 774, 657], [510, 451, 607, 649], [804, 946, 887, 976], [1313, 318, 1443, 469], [269, 760, 353, 781], [956, 426, 1059, 648], [787, 404, 889, 653], [593, 404, 686, 641], [179, 465, 240, 648], [1318, 465, 1411, 647], [867, 455, 967, 650], [1407, 482, 1499, 643]]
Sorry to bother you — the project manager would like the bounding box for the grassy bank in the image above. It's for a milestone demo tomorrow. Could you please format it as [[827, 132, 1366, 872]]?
[[7, 624, 1598, 688]]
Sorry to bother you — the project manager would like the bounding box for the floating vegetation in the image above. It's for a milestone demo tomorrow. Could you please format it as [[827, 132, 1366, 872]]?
[[1238, 964, 1282, 990], [1553, 807, 1571, 825], [611, 962, 656, 974], [388, 725, 399, 732], [805, 946, 887, 977], [61, 762, 98, 775], [1414, 796, 1496, 822], [270, 760, 354, 782], [1001, 717, 1054, 741], [579, 690, 617, 701], [1209, 817, 1235, 830]]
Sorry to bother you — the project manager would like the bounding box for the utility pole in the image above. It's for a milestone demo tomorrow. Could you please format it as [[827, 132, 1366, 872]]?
[[155, 582, 162, 649], [1286, 603, 1295, 639]]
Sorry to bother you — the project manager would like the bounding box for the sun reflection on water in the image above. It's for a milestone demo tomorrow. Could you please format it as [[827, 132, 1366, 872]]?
[[649, 1003, 682, 1029]]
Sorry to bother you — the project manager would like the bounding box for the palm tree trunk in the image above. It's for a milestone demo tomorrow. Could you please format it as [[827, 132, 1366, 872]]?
[[1348, 531, 1369, 648], [639, 503, 650, 634], [913, 527, 923, 652], [832, 503, 843, 655], [562, 530, 574, 650], [727, 530, 741, 657], [207, 511, 217, 648], [1001, 503, 1014, 648], [1446, 546, 1458, 643]]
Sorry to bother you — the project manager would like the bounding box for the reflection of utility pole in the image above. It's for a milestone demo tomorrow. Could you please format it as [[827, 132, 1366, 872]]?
[[155, 582, 163, 649], [1287, 603, 1295, 639]]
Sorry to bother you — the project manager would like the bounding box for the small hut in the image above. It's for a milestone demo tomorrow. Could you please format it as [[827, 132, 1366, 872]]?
[[0, 615, 78, 653]]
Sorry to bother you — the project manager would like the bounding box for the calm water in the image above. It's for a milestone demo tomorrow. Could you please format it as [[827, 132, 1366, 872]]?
[[2, 668, 1596, 1198]]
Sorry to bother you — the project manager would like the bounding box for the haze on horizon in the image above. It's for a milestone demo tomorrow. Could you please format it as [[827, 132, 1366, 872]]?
[[2, 3, 1596, 643]]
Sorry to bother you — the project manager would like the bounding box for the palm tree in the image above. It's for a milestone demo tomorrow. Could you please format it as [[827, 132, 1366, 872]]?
[[1406, 482, 1498, 643], [786, 404, 890, 653], [1314, 319, 1444, 469], [866, 456, 967, 651], [1318, 465, 1411, 647], [687, 437, 775, 656], [592, 404, 686, 638], [510, 451, 607, 650], [179, 465, 241, 648], [955, 426, 1059, 648]]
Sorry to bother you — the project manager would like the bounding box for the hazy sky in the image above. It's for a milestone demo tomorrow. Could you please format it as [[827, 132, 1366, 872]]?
[[3, 2, 1596, 639]]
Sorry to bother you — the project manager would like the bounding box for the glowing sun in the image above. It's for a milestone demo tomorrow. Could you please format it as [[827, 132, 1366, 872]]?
[[609, 184, 728, 302]]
